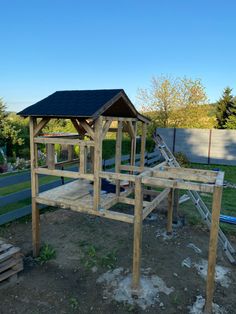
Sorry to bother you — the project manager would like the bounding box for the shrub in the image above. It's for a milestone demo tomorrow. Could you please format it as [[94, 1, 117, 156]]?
[[174, 152, 190, 167]]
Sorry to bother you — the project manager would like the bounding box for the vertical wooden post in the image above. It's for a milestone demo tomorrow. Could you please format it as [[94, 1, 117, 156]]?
[[90, 146, 94, 173], [130, 121, 137, 168], [93, 116, 103, 210], [132, 176, 143, 291], [140, 122, 147, 170], [84, 146, 88, 174], [204, 186, 222, 314], [34, 137, 39, 193], [29, 117, 40, 257], [68, 145, 73, 161], [167, 188, 174, 234], [115, 121, 123, 196], [80, 144, 85, 174], [173, 189, 179, 223], [46, 144, 55, 170]]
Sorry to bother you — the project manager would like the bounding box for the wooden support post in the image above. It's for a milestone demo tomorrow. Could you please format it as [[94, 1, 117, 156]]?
[[140, 122, 147, 170], [93, 117, 103, 210], [173, 189, 179, 223], [115, 121, 123, 196], [130, 121, 137, 168], [29, 117, 40, 257], [132, 176, 143, 291], [80, 144, 85, 174], [68, 145, 73, 161], [84, 146, 88, 173], [34, 136, 39, 194], [90, 146, 94, 173], [46, 144, 55, 170], [167, 188, 174, 234], [204, 186, 223, 314]]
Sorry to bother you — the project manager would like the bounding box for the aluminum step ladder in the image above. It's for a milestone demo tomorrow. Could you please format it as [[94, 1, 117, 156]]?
[[153, 133, 236, 264]]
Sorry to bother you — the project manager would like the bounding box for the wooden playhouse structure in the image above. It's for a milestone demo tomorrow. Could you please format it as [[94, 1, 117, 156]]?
[[19, 89, 224, 313]]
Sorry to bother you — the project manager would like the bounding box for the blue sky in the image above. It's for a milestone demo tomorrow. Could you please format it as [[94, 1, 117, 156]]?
[[1, 0, 236, 112]]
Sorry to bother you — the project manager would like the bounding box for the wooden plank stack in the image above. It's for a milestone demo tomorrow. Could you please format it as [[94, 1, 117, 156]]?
[[0, 240, 23, 285]]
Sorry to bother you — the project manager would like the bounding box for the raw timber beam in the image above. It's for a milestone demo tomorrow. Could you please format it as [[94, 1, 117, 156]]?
[[34, 118, 50, 136]]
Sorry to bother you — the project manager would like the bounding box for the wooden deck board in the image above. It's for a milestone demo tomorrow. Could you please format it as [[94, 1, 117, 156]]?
[[38, 179, 117, 210]]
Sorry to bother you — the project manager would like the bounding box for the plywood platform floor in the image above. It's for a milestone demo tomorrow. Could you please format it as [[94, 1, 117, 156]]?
[[36, 179, 134, 223]]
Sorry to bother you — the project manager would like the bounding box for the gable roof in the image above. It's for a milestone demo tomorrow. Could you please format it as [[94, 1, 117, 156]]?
[[18, 89, 150, 123]]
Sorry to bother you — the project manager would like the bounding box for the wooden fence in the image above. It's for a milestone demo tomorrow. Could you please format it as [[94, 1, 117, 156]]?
[[157, 128, 236, 165]]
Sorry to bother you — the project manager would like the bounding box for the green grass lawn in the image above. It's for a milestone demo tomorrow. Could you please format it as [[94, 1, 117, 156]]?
[[0, 169, 30, 178], [0, 175, 61, 196], [0, 198, 31, 215]]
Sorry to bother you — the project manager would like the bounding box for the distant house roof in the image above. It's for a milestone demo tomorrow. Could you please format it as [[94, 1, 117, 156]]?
[[18, 89, 149, 123]]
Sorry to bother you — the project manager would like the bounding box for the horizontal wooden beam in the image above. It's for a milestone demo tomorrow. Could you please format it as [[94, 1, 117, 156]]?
[[162, 166, 217, 178], [104, 117, 138, 122], [120, 165, 149, 172], [99, 171, 136, 182], [141, 176, 214, 193], [118, 196, 150, 207], [152, 169, 216, 183], [35, 167, 94, 181], [143, 188, 170, 219], [34, 137, 95, 146], [36, 196, 134, 224], [139, 161, 167, 178]]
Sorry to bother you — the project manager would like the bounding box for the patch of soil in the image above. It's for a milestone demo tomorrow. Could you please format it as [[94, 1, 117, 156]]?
[[0, 207, 236, 314]]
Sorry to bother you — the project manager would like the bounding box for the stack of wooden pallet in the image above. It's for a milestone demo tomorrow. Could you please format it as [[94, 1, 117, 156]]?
[[0, 239, 23, 285]]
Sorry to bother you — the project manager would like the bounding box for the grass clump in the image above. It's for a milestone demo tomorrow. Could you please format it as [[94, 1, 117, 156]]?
[[80, 242, 117, 270], [36, 243, 56, 265], [69, 297, 79, 310]]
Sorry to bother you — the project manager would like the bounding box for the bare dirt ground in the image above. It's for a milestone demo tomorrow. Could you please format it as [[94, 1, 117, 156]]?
[[0, 205, 236, 314]]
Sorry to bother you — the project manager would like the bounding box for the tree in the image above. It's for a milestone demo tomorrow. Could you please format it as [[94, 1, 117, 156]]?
[[168, 104, 216, 129], [137, 75, 208, 131], [216, 87, 235, 129], [0, 99, 24, 155]]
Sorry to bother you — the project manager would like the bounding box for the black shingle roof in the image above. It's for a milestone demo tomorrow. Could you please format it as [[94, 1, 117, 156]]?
[[18, 89, 124, 118], [18, 89, 150, 123]]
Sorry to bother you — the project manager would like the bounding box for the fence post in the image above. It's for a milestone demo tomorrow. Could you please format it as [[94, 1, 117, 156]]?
[[172, 128, 176, 153], [208, 129, 212, 165]]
